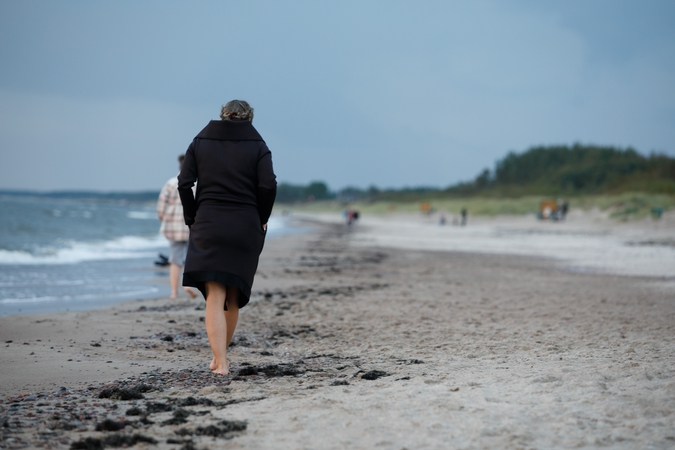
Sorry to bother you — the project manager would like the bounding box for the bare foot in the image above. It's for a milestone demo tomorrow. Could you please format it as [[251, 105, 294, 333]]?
[[211, 359, 229, 375], [210, 357, 230, 372], [169, 292, 178, 299], [184, 287, 198, 298]]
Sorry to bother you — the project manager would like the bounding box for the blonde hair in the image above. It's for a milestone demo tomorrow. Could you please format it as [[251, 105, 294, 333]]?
[[220, 100, 254, 121]]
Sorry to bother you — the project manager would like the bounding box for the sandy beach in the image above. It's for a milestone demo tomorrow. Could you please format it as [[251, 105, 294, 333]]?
[[1, 212, 675, 449]]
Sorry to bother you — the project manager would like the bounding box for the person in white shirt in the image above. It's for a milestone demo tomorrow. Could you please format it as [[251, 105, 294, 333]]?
[[157, 155, 198, 299]]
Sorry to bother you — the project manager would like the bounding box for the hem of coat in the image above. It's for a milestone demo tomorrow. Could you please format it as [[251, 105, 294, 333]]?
[[182, 271, 251, 310]]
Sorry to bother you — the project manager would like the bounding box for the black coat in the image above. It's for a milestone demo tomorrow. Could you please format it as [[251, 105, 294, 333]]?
[[177, 120, 277, 307]]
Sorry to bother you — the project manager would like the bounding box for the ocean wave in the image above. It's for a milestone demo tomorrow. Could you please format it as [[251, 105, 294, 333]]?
[[0, 280, 87, 288], [0, 216, 290, 265], [127, 211, 157, 220], [0, 287, 160, 304], [266, 217, 283, 234], [0, 234, 167, 265]]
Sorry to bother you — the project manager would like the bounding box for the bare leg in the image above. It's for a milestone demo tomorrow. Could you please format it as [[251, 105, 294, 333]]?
[[209, 286, 241, 371], [225, 286, 240, 348], [183, 286, 198, 298], [169, 263, 182, 299], [204, 281, 229, 374]]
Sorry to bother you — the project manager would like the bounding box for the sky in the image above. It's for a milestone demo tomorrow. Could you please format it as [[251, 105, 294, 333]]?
[[0, 0, 674, 192]]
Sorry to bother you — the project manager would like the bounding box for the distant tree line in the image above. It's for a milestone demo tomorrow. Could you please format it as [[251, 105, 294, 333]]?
[[277, 145, 674, 203], [12, 145, 668, 204], [275, 182, 442, 203], [276, 181, 333, 203], [448, 144, 675, 196]]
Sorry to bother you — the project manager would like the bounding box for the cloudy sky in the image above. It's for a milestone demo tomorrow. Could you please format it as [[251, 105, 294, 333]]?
[[1, 0, 674, 192]]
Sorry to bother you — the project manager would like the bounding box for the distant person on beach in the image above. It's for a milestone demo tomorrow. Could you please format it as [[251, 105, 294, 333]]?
[[561, 200, 569, 221], [157, 155, 198, 300], [345, 209, 360, 225], [178, 100, 277, 375], [460, 208, 467, 226]]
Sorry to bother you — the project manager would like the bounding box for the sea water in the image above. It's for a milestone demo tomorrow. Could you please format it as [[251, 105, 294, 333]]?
[[0, 193, 293, 316]]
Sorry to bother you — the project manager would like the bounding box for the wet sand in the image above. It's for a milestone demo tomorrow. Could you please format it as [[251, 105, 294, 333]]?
[[1, 216, 674, 449]]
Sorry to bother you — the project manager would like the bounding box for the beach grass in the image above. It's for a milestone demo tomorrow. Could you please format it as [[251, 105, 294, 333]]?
[[277, 192, 675, 219]]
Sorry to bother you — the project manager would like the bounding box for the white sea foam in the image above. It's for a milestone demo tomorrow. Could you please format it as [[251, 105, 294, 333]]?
[[0, 287, 159, 305], [266, 216, 284, 236], [0, 234, 166, 265], [127, 211, 157, 220], [0, 216, 291, 266], [0, 280, 87, 288], [0, 295, 60, 304]]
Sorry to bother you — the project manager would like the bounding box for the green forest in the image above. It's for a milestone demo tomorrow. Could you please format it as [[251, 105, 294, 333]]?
[[448, 144, 675, 197], [277, 145, 675, 203]]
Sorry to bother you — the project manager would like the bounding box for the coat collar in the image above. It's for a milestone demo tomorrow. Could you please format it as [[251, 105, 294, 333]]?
[[195, 120, 263, 141]]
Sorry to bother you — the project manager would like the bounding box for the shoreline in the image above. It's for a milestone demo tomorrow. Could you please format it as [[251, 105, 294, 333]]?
[[0, 215, 306, 318], [1, 217, 674, 448]]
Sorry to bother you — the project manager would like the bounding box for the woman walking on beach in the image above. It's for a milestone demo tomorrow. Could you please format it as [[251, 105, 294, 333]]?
[[178, 100, 277, 375]]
